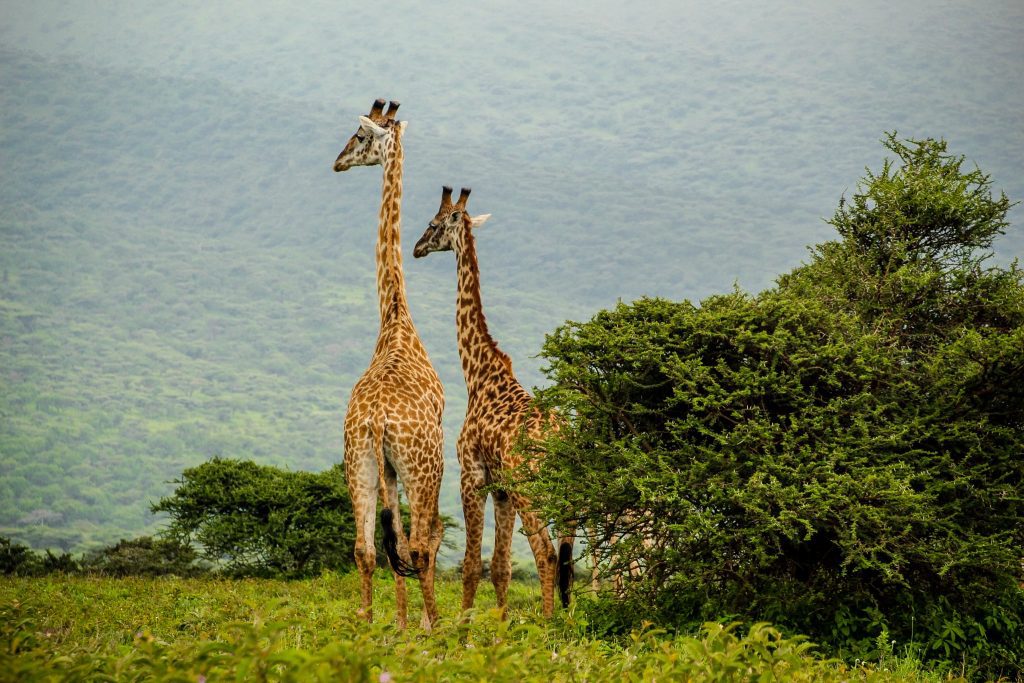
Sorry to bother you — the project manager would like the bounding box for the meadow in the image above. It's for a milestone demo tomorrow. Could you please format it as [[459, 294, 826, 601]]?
[[1, 573, 969, 682], [2, 3, 1021, 681]]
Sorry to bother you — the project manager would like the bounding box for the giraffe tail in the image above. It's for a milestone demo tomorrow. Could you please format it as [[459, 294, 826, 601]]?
[[380, 508, 419, 577], [557, 535, 575, 607], [372, 421, 420, 578]]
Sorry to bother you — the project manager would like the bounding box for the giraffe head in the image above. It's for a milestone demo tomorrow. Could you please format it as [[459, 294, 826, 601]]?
[[333, 98, 405, 172], [413, 186, 491, 257]]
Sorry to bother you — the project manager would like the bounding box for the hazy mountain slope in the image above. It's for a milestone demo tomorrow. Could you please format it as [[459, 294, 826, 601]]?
[[0, 50, 561, 552], [6, 1, 1020, 298], [1, 0, 1021, 556]]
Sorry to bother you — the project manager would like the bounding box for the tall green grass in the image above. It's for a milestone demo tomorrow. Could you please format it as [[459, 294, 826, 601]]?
[[1, 573, 966, 682]]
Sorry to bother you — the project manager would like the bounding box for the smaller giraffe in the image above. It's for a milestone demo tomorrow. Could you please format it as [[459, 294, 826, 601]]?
[[413, 187, 572, 617], [588, 521, 655, 594]]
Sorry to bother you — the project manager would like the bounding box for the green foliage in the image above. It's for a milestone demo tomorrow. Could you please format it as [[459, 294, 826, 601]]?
[[0, 536, 80, 576], [0, 574, 963, 682], [783, 132, 1021, 350], [0, 536, 39, 576], [830, 133, 1011, 271], [38, 550, 79, 575], [526, 135, 1024, 679], [152, 458, 356, 578], [80, 536, 206, 577], [2, 534, 205, 578]]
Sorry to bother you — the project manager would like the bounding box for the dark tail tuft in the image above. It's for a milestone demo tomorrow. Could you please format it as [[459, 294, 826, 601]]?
[[557, 540, 574, 607], [380, 508, 419, 577]]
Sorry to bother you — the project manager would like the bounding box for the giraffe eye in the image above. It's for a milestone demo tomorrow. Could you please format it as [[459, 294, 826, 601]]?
[[451, 211, 462, 221]]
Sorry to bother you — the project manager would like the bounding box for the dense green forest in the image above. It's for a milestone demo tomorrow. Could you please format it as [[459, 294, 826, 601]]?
[[1, 0, 1022, 556]]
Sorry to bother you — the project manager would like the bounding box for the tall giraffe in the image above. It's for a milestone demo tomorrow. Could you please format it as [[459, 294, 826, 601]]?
[[333, 99, 445, 630], [413, 187, 573, 617]]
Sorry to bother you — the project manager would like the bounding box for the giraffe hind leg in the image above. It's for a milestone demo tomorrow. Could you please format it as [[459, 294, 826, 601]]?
[[345, 427, 379, 623], [389, 423, 444, 630], [406, 479, 442, 630], [376, 437, 419, 580], [512, 493, 558, 618]]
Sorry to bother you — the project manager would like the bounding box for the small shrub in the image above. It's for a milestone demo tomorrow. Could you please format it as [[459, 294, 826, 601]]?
[[151, 459, 357, 578], [38, 550, 79, 574], [0, 536, 40, 576], [81, 535, 206, 577]]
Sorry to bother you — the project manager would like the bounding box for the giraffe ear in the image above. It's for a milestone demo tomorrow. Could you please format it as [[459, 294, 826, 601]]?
[[470, 214, 492, 229], [358, 116, 388, 139], [398, 120, 408, 134]]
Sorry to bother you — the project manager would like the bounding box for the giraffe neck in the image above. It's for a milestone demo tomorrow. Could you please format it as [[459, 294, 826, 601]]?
[[453, 224, 513, 395], [376, 131, 410, 326]]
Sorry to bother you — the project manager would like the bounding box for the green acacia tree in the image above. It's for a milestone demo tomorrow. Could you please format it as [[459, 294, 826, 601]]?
[[152, 459, 357, 578], [152, 458, 460, 579], [526, 134, 1023, 678]]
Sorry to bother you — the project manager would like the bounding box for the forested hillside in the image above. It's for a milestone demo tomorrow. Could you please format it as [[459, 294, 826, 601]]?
[[0, 49, 572, 552], [1, 0, 1021, 556]]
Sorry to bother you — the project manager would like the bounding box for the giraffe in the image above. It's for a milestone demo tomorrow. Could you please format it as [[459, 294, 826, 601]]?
[[333, 99, 445, 630], [589, 521, 656, 594], [413, 187, 573, 617]]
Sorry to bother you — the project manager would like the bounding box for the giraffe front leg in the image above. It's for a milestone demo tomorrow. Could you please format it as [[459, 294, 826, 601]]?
[[460, 466, 487, 614], [491, 492, 516, 618]]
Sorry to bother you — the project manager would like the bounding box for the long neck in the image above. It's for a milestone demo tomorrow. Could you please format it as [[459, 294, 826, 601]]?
[[376, 132, 410, 325], [454, 225, 512, 394]]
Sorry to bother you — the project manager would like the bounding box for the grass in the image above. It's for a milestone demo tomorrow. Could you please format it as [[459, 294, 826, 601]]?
[[1, 572, 964, 682]]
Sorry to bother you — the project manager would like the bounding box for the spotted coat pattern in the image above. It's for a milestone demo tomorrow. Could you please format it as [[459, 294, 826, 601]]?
[[334, 101, 444, 630], [414, 188, 564, 617]]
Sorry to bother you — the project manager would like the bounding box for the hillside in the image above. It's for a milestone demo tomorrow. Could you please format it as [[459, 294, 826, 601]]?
[[0, 49, 580, 553], [1, 0, 1022, 556]]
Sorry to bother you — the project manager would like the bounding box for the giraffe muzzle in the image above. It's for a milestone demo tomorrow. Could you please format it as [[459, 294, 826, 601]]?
[[413, 233, 434, 258]]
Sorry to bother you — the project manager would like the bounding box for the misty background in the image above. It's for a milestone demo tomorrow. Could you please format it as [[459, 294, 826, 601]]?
[[1, 0, 1022, 561]]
